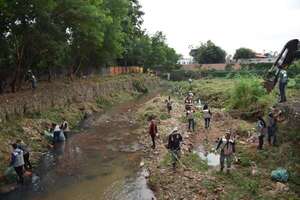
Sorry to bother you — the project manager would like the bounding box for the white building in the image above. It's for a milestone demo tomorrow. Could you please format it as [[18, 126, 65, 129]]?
[[178, 57, 194, 65]]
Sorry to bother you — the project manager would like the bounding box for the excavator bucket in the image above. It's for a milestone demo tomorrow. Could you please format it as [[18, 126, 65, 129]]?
[[263, 39, 299, 93]]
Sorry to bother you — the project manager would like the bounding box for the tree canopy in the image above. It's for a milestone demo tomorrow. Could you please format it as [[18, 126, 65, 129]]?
[[233, 48, 256, 60], [190, 40, 226, 64], [0, 0, 180, 92]]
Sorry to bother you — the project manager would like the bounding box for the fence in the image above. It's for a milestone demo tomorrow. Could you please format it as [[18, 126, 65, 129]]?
[[101, 66, 144, 76]]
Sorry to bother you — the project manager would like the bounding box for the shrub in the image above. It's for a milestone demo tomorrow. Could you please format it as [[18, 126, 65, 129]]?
[[288, 60, 300, 78], [227, 76, 276, 114], [294, 74, 300, 89]]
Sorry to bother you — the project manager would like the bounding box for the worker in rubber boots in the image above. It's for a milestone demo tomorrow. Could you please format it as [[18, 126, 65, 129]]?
[[167, 127, 183, 171], [278, 69, 288, 103], [10, 143, 25, 184], [216, 131, 236, 173], [148, 116, 158, 149]]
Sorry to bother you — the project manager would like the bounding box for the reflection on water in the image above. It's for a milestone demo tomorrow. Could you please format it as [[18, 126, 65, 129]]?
[[194, 146, 220, 167], [104, 168, 155, 200], [1, 95, 157, 200]]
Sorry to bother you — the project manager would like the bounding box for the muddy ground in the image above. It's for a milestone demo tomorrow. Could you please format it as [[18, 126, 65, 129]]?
[[137, 94, 299, 200]]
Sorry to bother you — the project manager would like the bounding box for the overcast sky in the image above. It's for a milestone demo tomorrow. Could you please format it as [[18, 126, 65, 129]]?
[[139, 0, 300, 57]]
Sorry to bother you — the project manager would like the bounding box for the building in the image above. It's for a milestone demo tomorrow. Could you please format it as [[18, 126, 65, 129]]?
[[237, 52, 277, 64], [178, 57, 194, 65]]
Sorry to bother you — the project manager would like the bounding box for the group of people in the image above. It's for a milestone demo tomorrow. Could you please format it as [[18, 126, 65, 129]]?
[[148, 82, 284, 173], [149, 93, 234, 172], [9, 119, 70, 185], [184, 91, 212, 131], [50, 119, 70, 144], [256, 106, 281, 150]]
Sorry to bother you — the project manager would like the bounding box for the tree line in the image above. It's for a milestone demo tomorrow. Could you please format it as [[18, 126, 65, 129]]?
[[0, 0, 180, 93], [190, 40, 260, 64]]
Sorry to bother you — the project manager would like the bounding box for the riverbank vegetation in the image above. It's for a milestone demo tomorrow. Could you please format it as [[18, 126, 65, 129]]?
[[0, 0, 180, 93]]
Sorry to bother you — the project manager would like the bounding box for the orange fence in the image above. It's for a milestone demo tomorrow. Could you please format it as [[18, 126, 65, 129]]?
[[107, 66, 144, 76]]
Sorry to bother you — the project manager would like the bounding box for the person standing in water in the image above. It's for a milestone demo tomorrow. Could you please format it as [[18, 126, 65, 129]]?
[[10, 143, 25, 184], [16, 139, 32, 170]]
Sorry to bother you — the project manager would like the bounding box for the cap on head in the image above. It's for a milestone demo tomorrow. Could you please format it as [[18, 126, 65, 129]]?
[[173, 127, 178, 132]]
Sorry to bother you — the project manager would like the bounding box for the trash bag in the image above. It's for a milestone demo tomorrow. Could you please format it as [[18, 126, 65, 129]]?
[[271, 168, 289, 182], [59, 131, 66, 142], [44, 130, 53, 142], [4, 167, 17, 183]]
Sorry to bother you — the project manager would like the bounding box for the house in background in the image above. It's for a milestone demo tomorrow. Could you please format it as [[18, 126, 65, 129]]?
[[178, 57, 194, 65], [237, 52, 277, 64]]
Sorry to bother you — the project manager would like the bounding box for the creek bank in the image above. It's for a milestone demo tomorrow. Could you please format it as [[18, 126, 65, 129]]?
[[0, 74, 160, 188], [138, 89, 300, 199]]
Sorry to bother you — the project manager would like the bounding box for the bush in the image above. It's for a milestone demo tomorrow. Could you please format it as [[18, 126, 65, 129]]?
[[288, 60, 300, 78], [294, 74, 300, 89], [132, 79, 148, 93], [227, 76, 276, 114]]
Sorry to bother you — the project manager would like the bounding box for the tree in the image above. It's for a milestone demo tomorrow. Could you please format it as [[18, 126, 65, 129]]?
[[0, 0, 180, 92], [190, 40, 226, 64], [233, 48, 256, 60]]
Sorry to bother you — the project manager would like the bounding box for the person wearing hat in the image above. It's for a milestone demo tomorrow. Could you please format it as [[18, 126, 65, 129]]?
[[10, 143, 25, 184], [167, 127, 183, 170], [216, 131, 236, 173], [148, 116, 158, 149]]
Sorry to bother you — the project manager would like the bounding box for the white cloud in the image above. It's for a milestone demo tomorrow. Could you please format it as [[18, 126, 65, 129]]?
[[139, 0, 300, 57]]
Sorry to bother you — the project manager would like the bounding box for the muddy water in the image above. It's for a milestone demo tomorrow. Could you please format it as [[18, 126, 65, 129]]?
[[2, 95, 156, 200]]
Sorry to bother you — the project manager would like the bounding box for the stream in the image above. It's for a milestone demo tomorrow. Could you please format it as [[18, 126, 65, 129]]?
[[1, 95, 156, 200]]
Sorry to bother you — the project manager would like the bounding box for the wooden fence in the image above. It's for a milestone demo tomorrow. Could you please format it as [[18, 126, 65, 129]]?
[[101, 66, 144, 76]]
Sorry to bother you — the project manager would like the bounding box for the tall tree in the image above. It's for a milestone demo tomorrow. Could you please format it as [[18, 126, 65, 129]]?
[[233, 47, 256, 60], [190, 40, 226, 64]]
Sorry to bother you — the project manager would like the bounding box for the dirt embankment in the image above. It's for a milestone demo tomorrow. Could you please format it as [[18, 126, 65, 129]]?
[[0, 75, 159, 122], [0, 74, 160, 185]]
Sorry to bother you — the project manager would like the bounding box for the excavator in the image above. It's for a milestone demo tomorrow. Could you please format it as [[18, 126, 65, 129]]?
[[264, 39, 300, 92]]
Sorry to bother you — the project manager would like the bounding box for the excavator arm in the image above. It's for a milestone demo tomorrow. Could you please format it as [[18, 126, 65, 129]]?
[[264, 39, 300, 92]]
